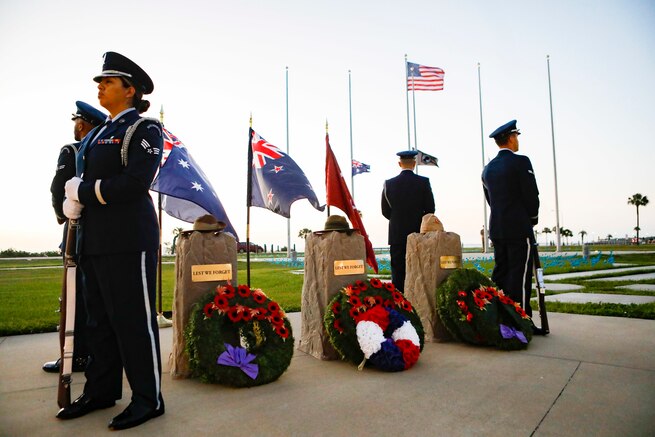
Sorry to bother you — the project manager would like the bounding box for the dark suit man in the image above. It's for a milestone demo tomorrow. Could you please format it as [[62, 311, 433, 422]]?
[[43, 101, 106, 373], [382, 150, 435, 291], [482, 120, 545, 335]]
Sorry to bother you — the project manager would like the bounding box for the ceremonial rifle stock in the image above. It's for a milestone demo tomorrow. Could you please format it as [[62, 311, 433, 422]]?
[[57, 219, 78, 408], [532, 243, 550, 334]]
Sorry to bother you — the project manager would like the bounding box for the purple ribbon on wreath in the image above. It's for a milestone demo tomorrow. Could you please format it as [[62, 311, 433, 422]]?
[[217, 343, 259, 379], [499, 324, 528, 344]]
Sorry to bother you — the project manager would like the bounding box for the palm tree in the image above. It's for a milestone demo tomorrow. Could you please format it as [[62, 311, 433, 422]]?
[[171, 227, 184, 255], [298, 228, 312, 239], [542, 227, 552, 245], [628, 193, 649, 244], [560, 228, 573, 246], [579, 230, 587, 245]]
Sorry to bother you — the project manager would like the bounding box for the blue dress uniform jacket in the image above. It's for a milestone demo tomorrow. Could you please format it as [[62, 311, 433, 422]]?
[[77, 110, 161, 255], [51, 143, 78, 224], [382, 170, 435, 244], [482, 149, 539, 240]]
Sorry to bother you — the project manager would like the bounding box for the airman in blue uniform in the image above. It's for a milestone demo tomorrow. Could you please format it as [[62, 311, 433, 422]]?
[[482, 120, 545, 335], [382, 150, 435, 291], [43, 101, 106, 374], [56, 52, 165, 429]]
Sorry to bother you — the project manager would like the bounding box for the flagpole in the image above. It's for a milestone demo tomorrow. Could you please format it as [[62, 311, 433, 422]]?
[[477, 63, 489, 254], [405, 54, 411, 150], [348, 69, 355, 201], [547, 55, 562, 252], [246, 115, 253, 286], [156, 105, 171, 327], [411, 68, 418, 151], [325, 119, 330, 216], [285, 66, 291, 258]]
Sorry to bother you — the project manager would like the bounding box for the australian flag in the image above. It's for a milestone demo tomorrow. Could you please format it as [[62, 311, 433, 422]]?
[[151, 128, 238, 239], [248, 128, 324, 218], [352, 159, 371, 176]]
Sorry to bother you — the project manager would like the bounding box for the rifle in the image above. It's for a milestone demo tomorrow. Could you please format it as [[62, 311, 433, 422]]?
[[57, 219, 79, 408], [532, 243, 550, 334]]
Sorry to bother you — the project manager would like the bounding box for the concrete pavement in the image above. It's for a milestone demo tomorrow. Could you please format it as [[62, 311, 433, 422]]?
[[1, 312, 654, 436]]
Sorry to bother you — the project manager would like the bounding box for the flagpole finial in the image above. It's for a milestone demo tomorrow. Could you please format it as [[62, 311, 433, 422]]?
[[404, 53, 407, 60], [325, 119, 328, 133], [159, 105, 164, 124], [250, 112, 252, 128]]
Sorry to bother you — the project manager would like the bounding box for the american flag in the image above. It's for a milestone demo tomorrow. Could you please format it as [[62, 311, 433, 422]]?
[[352, 159, 371, 176], [248, 128, 324, 218], [151, 128, 238, 239], [407, 62, 445, 91]]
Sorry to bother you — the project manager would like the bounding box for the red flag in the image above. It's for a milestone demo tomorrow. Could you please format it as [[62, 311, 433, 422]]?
[[325, 134, 378, 273]]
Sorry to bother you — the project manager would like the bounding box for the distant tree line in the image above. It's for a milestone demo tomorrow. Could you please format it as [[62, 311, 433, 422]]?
[[0, 248, 60, 258]]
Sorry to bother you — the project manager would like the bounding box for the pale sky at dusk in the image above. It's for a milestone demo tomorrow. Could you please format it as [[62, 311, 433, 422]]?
[[1, 0, 653, 252]]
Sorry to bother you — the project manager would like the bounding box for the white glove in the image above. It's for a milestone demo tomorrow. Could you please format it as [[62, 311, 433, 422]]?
[[64, 177, 83, 202], [63, 198, 84, 219]]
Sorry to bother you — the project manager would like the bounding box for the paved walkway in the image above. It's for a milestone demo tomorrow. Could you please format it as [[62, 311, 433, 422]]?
[[545, 293, 655, 305], [1, 312, 654, 436]]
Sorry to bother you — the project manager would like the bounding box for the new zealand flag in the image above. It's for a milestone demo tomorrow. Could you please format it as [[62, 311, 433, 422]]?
[[248, 128, 325, 218], [151, 128, 238, 239]]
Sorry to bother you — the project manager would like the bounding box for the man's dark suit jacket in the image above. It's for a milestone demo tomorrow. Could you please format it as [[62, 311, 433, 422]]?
[[382, 169, 435, 244], [482, 149, 539, 240]]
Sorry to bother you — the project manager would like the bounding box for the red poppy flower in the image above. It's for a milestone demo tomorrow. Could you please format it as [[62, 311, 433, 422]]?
[[395, 339, 420, 369], [268, 301, 280, 313], [219, 284, 236, 299], [269, 314, 284, 326], [358, 305, 389, 331], [275, 325, 290, 339], [349, 306, 365, 322], [392, 291, 404, 302], [384, 282, 395, 292], [374, 296, 383, 305], [242, 311, 253, 322], [227, 308, 242, 322], [401, 300, 412, 312], [332, 301, 341, 314], [203, 303, 214, 318], [457, 300, 468, 312], [238, 285, 251, 297], [473, 296, 485, 309], [214, 295, 229, 310], [458, 291, 467, 297], [369, 278, 383, 289], [252, 292, 266, 304], [344, 285, 360, 296], [348, 295, 362, 307], [466, 312, 473, 322], [255, 308, 268, 320], [383, 299, 394, 308], [333, 319, 344, 333]]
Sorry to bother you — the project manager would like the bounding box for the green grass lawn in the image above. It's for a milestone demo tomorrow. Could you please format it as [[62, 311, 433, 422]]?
[[1, 250, 654, 335]]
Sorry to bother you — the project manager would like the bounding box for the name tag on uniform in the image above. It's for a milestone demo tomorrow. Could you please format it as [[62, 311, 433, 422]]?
[[333, 260, 365, 276], [191, 264, 233, 282], [440, 256, 462, 269]]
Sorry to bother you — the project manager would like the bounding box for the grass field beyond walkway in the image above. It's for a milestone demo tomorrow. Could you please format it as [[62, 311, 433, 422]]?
[[1, 251, 654, 336]]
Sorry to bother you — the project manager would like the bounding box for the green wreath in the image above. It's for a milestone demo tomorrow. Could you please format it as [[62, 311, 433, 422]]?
[[324, 279, 425, 370], [185, 284, 294, 387], [436, 268, 533, 350]]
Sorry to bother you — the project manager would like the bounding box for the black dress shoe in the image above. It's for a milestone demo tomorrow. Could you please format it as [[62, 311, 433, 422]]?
[[56, 393, 115, 420], [108, 399, 165, 430], [42, 357, 89, 373], [532, 325, 549, 336]]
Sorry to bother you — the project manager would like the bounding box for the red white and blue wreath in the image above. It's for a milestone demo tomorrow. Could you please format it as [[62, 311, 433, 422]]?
[[324, 279, 425, 372], [185, 284, 294, 387]]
